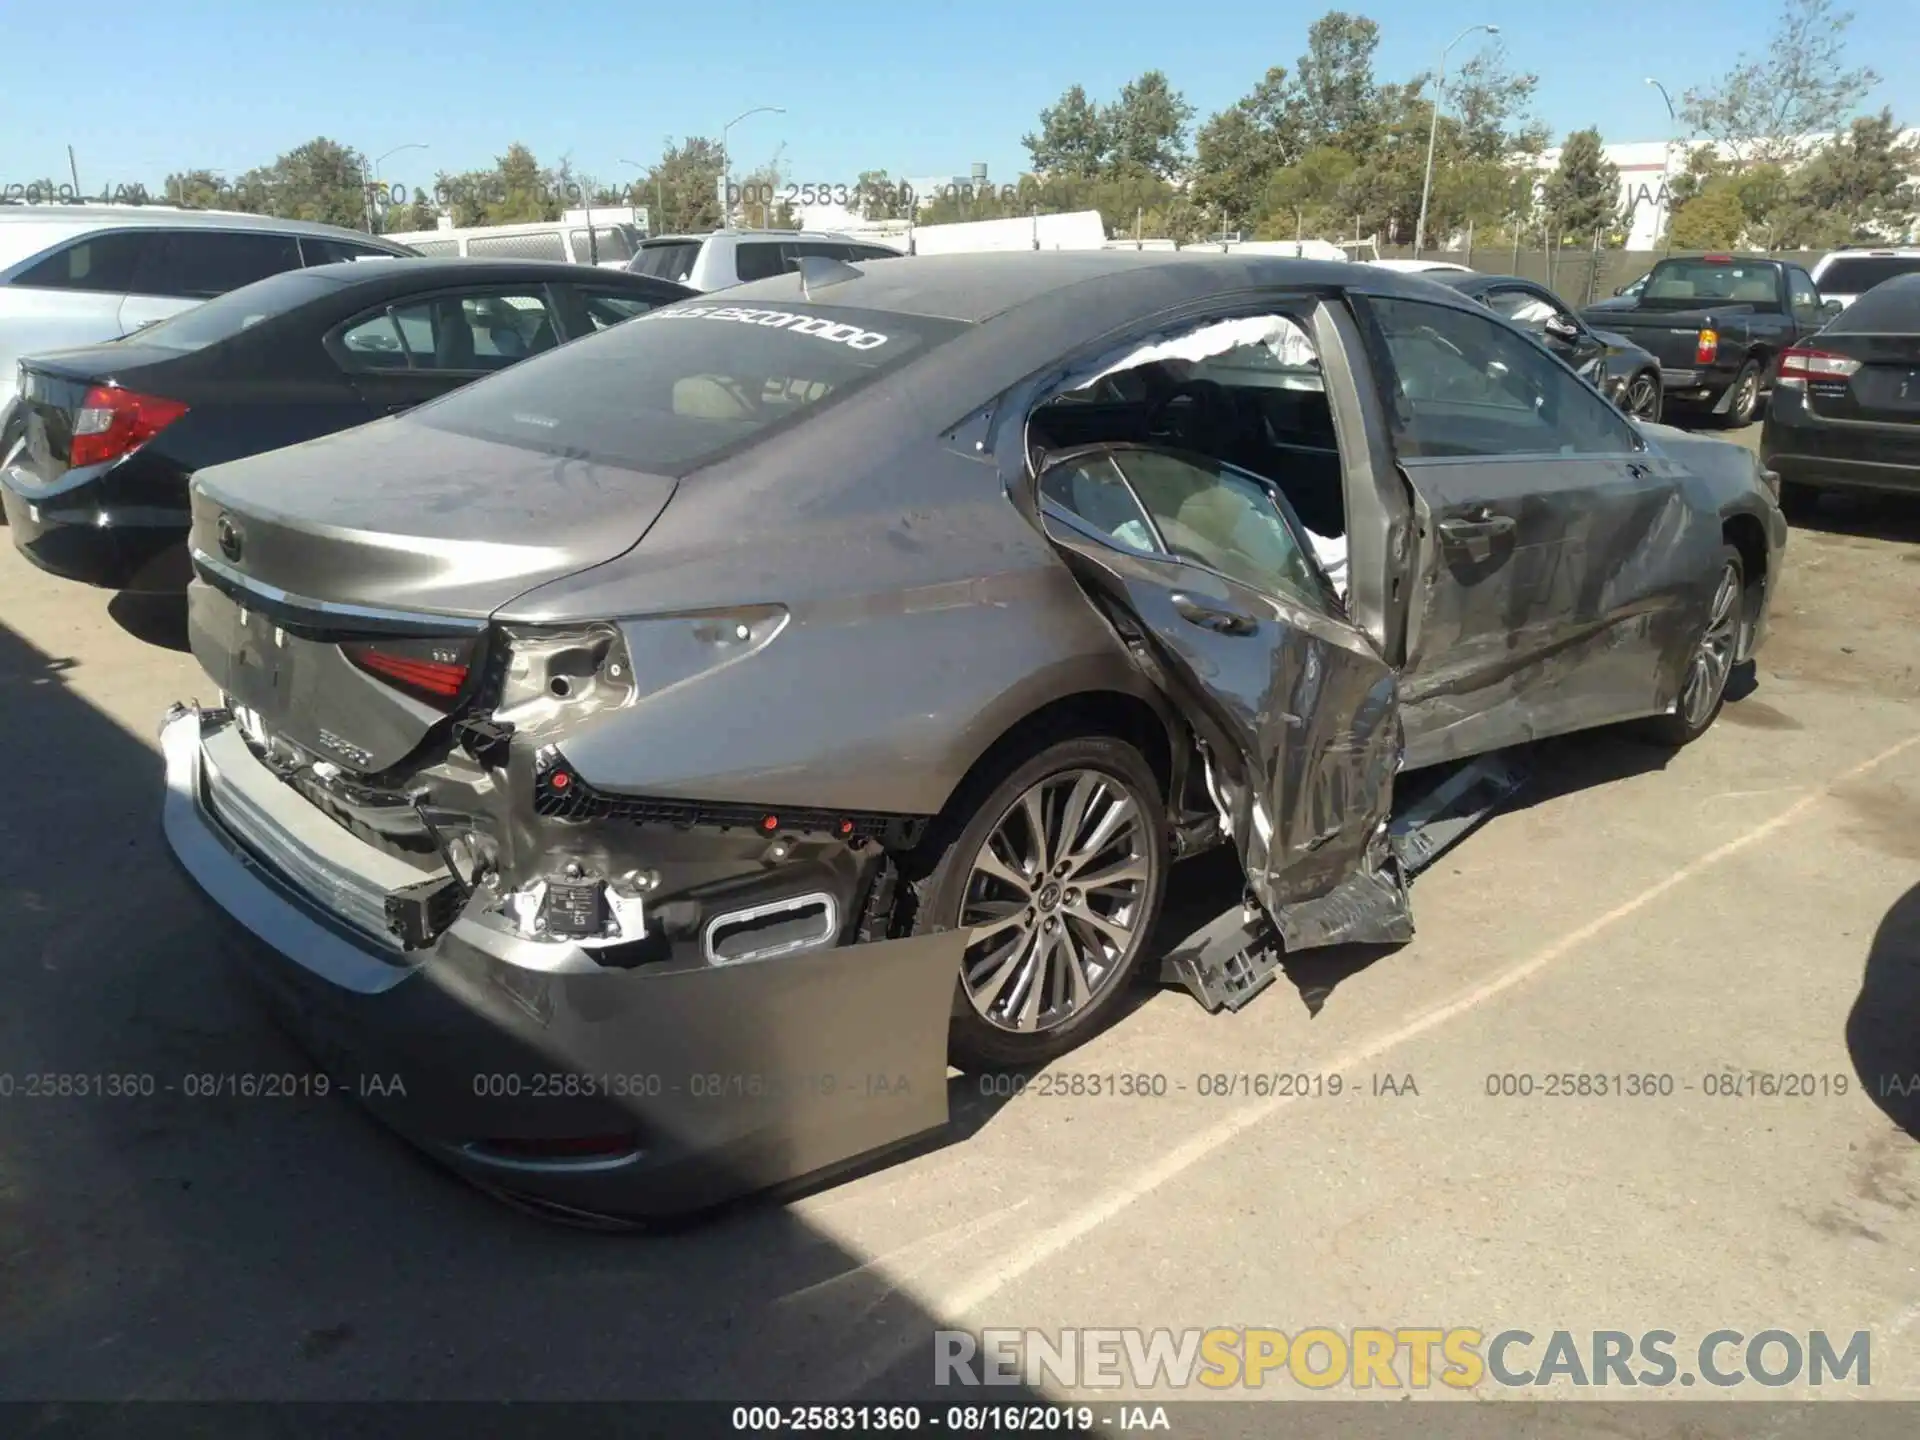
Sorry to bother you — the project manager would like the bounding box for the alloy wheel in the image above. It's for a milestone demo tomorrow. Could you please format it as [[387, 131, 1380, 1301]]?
[[958, 768, 1154, 1034], [1680, 561, 1742, 730], [1625, 374, 1660, 420], [1732, 370, 1760, 423]]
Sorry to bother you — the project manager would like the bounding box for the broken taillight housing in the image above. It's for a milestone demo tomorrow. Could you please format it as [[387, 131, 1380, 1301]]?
[[69, 385, 189, 467], [343, 637, 477, 710]]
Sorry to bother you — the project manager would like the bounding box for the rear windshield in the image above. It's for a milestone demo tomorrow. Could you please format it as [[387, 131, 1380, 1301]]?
[[129, 269, 344, 350], [1642, 260, 1780, 305], [1825, 274, 1920, 331], [411, 299, 968, 473], [629, 240, 703, 282], [1817, 256, 1920, 295]]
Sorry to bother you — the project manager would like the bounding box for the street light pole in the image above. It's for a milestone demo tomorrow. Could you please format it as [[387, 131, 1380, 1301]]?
[[1645, 78, 1678, 254], [719, 105, 785, 231], [366, 143, 428, 234], [1414, 23, 1498, 258]]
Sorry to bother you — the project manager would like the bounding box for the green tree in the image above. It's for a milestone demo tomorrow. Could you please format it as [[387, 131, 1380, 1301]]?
[[1291, 12, 1385, 151], [1190, 66, 1301, 230], [637, 136, 724, 234], [235, 138, 368, 230], [1024, 84, 1111, 178], [1542, 128, 1622, 241], [1103, 70, 1195, 180], [487, 143, 556, 223], [856, 169, 908, 220], [1681, 0, 1878, 167], [1783, 109, 1920, 243], [1669, 182, 1750, 249], [162, 169, 242, 211], [1259, 145, 1358, 238]]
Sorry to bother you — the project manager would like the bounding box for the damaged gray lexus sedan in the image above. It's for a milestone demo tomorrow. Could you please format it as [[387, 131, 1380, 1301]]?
[[161, 252, 1786, 1222]]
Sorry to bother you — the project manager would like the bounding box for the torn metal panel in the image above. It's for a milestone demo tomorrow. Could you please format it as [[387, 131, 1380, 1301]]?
[[1388, 750, 1531, 878], [1267, 825, 1415, 951], [1159, 898, 1286, 1014], [162, 703, 962, 1221]]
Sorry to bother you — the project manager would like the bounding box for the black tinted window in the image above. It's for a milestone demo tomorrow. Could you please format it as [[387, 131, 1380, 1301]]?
[[1370, 297, 1640, 459], [412, 299, 967, 474], [1827, 274, 1920, 331], [629, 241, 702, 281], [134, 269, 344, 351], [1817, 256, 1920, 294], [11, 231, 148, 292], [733, 242, 787, 282], [129, 230, 304, 299]]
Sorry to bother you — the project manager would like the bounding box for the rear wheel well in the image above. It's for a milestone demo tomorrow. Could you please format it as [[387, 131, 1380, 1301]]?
[[1722, 512, 1769, 632], [954, 691, 1174, 813]]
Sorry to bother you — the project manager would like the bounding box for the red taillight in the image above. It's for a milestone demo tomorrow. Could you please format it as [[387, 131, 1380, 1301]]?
[[1777, 346, 1861, 387], [343, 643, 470, 707], [1695, 328, 1719, 365], [68, 385, 188, 468]]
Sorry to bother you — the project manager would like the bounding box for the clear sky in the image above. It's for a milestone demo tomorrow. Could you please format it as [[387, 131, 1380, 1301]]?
[[2, 0, 1913, 198]]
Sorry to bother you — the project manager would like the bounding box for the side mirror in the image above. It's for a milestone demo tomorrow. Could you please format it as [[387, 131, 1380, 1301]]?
[[1612, 284, 1626, 296], [1544, 314, 1582, 343], [1821, 298, 1845, 319]]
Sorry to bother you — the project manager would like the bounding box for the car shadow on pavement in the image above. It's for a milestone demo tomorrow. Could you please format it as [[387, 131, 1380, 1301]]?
[[1845, 880, 1920, 1138], [107, 591, 190, 653], [0, 614, 1078, 1411], [1785, 490, 1920, 546]]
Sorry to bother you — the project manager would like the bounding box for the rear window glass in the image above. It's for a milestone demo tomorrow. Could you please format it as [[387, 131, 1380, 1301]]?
[[411, 300, 968, 473], [630, 241, 702, 282], [734, 242, 788, 282], [1826, 274, 1920, 331], [1643, 260, 1779, 304], [1817, 256, 1920, 295], [130, 269, 344, 351]]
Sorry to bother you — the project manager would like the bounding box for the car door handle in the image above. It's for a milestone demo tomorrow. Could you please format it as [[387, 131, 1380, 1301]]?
[[1170, 594, 1259, 636], [1438, 510, 1516, 542]]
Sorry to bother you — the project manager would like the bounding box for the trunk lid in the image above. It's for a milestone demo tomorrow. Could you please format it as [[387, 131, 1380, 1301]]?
[[186, 417, 678, 774], [188, 416, 677, 620], [1802, 331, 1920, 429]]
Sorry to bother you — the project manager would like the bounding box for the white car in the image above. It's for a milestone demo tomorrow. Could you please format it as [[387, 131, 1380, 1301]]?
[[626, 230, 906, 290], [1366, 258, 1475, 275], [1808, 247, 1920, 310], [0, 206, 412, 417]]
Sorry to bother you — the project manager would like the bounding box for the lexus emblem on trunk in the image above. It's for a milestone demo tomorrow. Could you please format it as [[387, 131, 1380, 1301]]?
[[216, 515, 243, 562]]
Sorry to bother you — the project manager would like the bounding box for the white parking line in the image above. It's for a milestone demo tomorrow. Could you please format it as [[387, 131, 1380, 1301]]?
[[885, 730, 1920, 1343]]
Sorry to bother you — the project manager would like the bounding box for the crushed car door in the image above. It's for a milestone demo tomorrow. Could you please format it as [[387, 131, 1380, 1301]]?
[[1353, 292, 1694, 767], [1029, 444, 1410, 949]]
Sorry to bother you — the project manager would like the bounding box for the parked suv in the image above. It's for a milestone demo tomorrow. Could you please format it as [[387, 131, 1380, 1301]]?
[[0, 206, 416, 418], [626, 230, 905, 289], [1808, 246, 1920, 310]]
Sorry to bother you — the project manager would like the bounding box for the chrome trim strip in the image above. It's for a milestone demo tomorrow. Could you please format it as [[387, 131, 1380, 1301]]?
[[702, 891, 840, 966], [451, 1142, 645, 1175], [190, 549, 489, 636]]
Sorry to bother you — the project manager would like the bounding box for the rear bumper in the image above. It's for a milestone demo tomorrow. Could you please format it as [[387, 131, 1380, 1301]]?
[[159, 705, 959, 1223], [1761, 399, 1920, 496], [1, 462, 189, 590]]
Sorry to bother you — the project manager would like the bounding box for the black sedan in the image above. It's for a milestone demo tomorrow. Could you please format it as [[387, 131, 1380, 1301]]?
[[1429, 271, 1666, 423], [1761, 272, 1920, 509], [1, 259, 694, 592]]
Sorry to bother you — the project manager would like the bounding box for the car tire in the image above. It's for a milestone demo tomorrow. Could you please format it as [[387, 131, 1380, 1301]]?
[[899, 734, 1169, 1074], [1632, 543, 1745, 748], [1717, 359, 1763, 428]]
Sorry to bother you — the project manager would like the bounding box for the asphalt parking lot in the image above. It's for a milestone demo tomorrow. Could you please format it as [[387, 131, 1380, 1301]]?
[[2, 421, 1918, 1407]]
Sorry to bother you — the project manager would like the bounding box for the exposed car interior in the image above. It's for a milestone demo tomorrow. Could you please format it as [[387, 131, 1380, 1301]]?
[[1026, 312, 1349, 545]]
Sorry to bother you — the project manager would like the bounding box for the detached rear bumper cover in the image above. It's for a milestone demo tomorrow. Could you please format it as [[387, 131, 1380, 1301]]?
[[160, 707, 960, 1221]]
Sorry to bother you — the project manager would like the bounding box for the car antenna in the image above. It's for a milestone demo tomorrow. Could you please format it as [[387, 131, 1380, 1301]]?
[[796, 254, 862, 301]]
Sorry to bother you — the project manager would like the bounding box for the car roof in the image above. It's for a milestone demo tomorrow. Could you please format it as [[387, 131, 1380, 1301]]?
[[0, 204, 405, 242], [716, 249, 1428, 324]]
